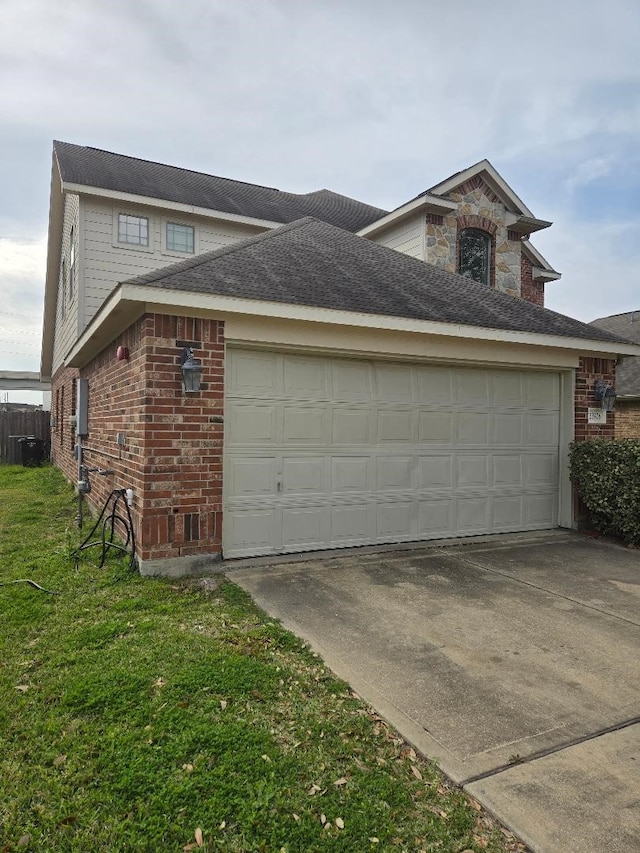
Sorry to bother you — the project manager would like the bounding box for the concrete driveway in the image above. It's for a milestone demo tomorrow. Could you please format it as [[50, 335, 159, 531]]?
[[228, 531, 640, 853]]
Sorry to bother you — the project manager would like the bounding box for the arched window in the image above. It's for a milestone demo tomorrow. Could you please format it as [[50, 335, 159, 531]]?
[[459, 228, 490, 286]]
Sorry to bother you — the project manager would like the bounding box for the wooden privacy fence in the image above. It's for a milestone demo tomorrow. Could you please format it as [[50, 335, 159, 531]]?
[[0, 410, 51, 462]]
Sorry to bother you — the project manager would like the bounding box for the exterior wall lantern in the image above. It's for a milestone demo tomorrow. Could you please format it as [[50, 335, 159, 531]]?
[[594, 379, 616, 412], [180, 347, 203, 393]]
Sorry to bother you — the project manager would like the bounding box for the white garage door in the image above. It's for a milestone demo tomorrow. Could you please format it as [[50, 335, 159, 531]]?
[[223, 349, 560, 558]]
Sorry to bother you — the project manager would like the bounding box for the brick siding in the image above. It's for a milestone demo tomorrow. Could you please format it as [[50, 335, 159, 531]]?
[[520, 253, 545, 307], [51, 313, 224, 565], [614, 402, 640, 438]]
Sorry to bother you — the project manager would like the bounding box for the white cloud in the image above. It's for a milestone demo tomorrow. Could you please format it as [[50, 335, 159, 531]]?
[[0, 0, 639, 340]]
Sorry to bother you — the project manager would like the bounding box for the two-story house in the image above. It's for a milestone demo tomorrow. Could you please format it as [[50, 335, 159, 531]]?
[[41, 141, 640, 575]]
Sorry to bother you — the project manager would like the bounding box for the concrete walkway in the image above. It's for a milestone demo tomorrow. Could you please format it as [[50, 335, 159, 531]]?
[[228, 532, 640, 853]]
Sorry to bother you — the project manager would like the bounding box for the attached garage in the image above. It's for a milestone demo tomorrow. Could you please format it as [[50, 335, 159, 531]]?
[[62, 216, 639, 574], [223, 348, 561, 558]]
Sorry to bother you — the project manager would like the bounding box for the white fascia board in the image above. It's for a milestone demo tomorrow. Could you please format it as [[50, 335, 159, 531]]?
[[429, 160, 535, 218], [66, 282, 640, 368], [504, 213, 553, 234], [357, 195, 456, 238], [61, 181, 282, 231], [532, 266, 561, 283]]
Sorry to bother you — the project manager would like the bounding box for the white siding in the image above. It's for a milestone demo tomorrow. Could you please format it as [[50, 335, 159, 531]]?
[[81, 199, 263, 330], [370, 213, 424, 259], [52, 194, 80, 374]]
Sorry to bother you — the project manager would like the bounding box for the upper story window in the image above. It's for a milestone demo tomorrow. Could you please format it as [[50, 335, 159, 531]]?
[[118, 213, 149, 246], [69, 225, 76, 300], [166, 222, 195, 253], [459, 228, 490, 286]]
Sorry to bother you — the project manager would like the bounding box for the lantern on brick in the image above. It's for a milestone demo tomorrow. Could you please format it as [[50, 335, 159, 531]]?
[[594, 379, 616, 412], [180, 347, 203, 393]]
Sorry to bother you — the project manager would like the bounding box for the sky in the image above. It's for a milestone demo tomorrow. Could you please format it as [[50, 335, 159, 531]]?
[[1, 0, 639, 403]]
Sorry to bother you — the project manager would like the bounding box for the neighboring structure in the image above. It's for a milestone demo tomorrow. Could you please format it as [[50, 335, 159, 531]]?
[[41, 142, 640, 574], [590, 311, 640, 437]]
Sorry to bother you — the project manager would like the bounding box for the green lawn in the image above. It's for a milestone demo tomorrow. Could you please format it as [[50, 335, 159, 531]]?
[[0, 465, 527, 852]]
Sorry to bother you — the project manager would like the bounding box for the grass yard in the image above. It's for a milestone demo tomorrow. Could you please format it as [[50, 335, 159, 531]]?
[[0, 465, 528, 853]]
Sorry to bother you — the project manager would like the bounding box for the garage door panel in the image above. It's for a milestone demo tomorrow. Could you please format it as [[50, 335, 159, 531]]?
[[332, 408, 371, 444], [378, 410, 413, 442], [525, 372, 559, 406], [526, 453, 558, 485], [331, 456, 370, 492], [525, 494, 556, 526], [282, 506, 328, 549], [375, 364, 412, 402], [377, 501, 414, 539], [282, 456, 326, 494], [525, 414, 559, 445], [332, 362, 372, 400], [229, 351, 280, 397], [415, 367, 454, 404], [491, 372, 524, 406], [418, 411, 454, 443], [226, 508, 279, 554], [227, 457, 276, 496], [418, 499, 454, 535], [493, 413, 523, 445], [283, 356, 327, 398], [457, 455, 489, 487], [283, 406, 328, 443], [458, 412, 489, 444], [331, 504, 374, 543], [493, 455, 523, 487], [418, 456, 453, 489], [228, 405, 278, 444], [456, 369, 489, 405], [224, 350, 560, 558], [493, 495, 523, 527], [376, 456, 414, 490], [457, 497, 491, 532]]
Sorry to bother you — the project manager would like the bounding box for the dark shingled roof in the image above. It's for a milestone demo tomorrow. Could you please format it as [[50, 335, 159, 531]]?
[[124, 217, 629, 345], [590, 311, 640, 396], [53, 141, 387, 233]]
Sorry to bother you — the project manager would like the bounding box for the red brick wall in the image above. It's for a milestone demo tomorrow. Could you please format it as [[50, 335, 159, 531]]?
[[574, 356, 616, 442], [520, 253, 545, 307], [51, 313, 224, 566]]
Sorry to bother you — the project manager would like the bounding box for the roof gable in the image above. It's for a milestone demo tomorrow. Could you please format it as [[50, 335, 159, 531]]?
[[427, 159, 534, 217]]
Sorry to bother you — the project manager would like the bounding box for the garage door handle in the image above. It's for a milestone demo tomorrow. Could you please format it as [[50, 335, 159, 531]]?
[[277, 479, 283, 492]]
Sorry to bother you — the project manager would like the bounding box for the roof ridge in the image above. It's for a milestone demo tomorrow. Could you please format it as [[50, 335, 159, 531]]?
[[53, 140, 282, 194]]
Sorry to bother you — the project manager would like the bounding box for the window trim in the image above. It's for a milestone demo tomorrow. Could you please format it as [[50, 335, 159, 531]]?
[[161, 217, 199, 257], [69, 225, 76, 301], [112, 209, 154, 253]]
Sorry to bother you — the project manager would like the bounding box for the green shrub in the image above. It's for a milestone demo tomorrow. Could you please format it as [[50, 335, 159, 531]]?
[[569, 439, 640, 544]]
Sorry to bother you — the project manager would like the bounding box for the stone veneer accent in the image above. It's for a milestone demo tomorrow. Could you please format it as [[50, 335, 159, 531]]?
[[50, 313, 225, 573], [424, 175, 526, 298]]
